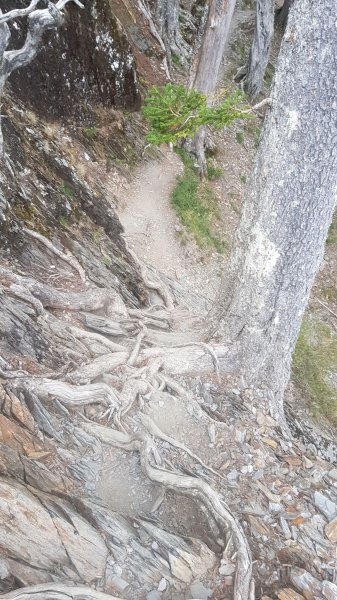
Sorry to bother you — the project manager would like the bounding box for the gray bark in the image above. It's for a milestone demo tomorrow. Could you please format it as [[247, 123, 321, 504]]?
[[191, 0, 237, 176], [153, 0, 190, 65], [243, 0, 274, 99], [276, 0, 294, 30], [215, 0, 337, 421], [0, 0, 82, 156]]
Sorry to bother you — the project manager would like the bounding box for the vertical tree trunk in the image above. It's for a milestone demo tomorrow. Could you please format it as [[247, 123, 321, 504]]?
[[215, 0, 336, 421], [275, 0, 293, 30], [243, 0, 274, 99], [191, 0, 237, 176]]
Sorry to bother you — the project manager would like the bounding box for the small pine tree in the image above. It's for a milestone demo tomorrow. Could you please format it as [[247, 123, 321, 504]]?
[[143, 84, 250, 145]]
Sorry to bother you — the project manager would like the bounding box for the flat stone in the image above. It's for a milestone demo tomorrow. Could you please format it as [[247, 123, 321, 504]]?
[[110, 575, 129, 592], [290, 568, 322, 598], [328, 468, 337, 481], [190, 581, 212, 599], [277, 590, 305, 600], [314, 491, 337, 520], [323, 581, 337, 600], [147, 592, 161, 600], [325, 516, 337, 542], [158, 578, 167, 592], [169, 553, 192, 583]]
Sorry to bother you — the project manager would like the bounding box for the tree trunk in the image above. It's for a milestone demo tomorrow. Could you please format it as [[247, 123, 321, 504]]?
[[243, 0, 274, 99], [275, 0, 294, 30], [191, 0, 237, 176], [215, 0, 336, 421]]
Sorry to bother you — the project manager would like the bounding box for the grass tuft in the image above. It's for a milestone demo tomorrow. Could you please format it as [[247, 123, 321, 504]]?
[[292, 318, 337, 424], [172, 149, 226, 253]]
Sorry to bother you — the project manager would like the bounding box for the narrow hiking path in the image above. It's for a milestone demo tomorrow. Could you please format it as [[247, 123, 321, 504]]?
[[118, 148, 225, 301]]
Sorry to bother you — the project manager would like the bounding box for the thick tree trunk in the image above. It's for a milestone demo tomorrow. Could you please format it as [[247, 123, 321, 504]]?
[[275, 0, 294, 30], [215, 0, 337, 420], [191, 0, 236, 176], [243, 0, 274, 99]]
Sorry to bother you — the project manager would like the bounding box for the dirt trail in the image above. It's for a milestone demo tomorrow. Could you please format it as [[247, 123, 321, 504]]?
[[118, 149, 225, 301]]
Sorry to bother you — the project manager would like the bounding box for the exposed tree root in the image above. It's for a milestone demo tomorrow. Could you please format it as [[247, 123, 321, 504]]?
[[23, 227, 86, 282], [83, 423, 253, 600], [0, 583, 120, 599], [0, 268, 112, 311], [30, 379, 120, 411]]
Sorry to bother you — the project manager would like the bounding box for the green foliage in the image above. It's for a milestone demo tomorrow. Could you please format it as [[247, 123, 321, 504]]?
[[171, 149, 226, 253], [327, 217, 337, 244], [206, 159, 223, 181], [143, 84, 250, 145], [293, 318, 337, 423], [59, 215, 68, 227], [61, 184, 74, 199], [82, 127, 99, 140], [236, 131, 244, 145]]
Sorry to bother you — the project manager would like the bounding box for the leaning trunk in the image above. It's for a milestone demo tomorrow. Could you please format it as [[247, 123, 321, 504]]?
[[243, 0, 274, 99], [191, 0, 236, 176], [215, 0, 336, 421]]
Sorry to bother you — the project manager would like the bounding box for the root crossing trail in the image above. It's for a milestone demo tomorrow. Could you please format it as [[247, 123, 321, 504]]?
[[118, 149, 224, 301]]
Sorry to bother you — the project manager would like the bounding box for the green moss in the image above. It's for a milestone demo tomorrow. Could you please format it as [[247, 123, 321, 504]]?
[[236, 131, 245, 145], [321, 286, 337, 302], [292, 318, 337, 423], [240, 174, 247, 184], [103, 255, 112, 266], [59, 215, 68, 227], [206, 159, 224, 181], [171, 53, 182, 67], [172, 148, 226, 253], [327, 217, 337, 244], [82, 127, 99, 140], [61, 184, 74, 199]]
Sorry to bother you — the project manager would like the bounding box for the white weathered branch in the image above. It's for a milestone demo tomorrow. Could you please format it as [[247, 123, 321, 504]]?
[[0, 0, 41, 24]]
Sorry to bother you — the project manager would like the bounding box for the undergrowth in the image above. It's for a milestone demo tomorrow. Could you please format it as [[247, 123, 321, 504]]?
[[292, 318, 337, 424], [172, 149, 226, 253]]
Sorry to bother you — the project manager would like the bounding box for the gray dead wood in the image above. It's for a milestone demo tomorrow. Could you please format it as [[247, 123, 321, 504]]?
[[242, 0, 274, 99]]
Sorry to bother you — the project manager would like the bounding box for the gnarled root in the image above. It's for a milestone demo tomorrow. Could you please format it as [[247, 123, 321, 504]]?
[[0, 583, 120, 599]]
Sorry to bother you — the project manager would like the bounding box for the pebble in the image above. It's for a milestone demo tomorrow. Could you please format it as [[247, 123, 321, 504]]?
[[328, 468, 337, 481], [314, 491, 337, 521], [325, 516, 337, 542], [158, 578, 167, 592]]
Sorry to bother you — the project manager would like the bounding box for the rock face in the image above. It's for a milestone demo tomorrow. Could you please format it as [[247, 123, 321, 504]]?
[[3, 0, 141, 120]]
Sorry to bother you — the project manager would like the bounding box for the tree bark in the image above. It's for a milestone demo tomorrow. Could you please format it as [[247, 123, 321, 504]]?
[[275, 0, 294, 30], [191, 0, 237, 176], [243, 0, 274, 99], [215, 0, 337, 421]]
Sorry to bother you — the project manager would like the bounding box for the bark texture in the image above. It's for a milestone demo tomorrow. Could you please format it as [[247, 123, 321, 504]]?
[[276, 0, 294, 30], [243, 0, 274, 99], [191, 0, 237, 175], [216, 0, 337, 420]]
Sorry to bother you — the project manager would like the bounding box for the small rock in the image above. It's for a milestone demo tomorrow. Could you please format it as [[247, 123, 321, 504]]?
[[302, 456, 314, 469], [328, 468, 337, 480], [169, 553, 192, 583], [322, 581, 337, 600], [277, 590, 305, 600], [190, 581, 212, 599], [314, 491, 337, 521], [152, 541, 159, 551], [147, 592, 161, 600], [110, 575, 129, 592], [219, 560, 235, 576], [280, 516, 292, 539], [227, 469, 238, 482], [290, 568, 322, 598], [158, 578, 167, 592], [325, 516, 337, 542], [270, 502, 283, 513]]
